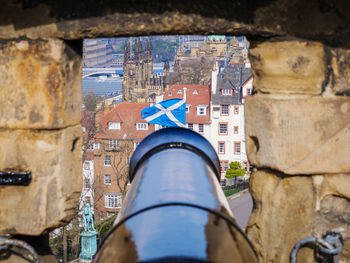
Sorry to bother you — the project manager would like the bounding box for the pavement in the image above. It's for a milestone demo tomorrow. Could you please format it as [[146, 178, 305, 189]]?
[[227, 189, 253, 230]]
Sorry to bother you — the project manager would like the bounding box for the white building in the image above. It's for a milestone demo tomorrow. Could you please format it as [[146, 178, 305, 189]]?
[[209, 63, 253, 184], [78, 159, 95, 225]]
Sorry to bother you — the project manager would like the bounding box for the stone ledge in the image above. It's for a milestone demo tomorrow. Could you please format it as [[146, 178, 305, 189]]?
[[245, 95, 350, 175]]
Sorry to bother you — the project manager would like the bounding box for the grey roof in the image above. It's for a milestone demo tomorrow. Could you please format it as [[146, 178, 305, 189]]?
[[212, 63, 252, 105]]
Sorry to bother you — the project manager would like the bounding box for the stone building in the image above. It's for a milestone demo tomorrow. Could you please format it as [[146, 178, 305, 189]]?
[[93, 102, 154, 222], [210, 63, 253, 183], [122, 38, 169, 102]]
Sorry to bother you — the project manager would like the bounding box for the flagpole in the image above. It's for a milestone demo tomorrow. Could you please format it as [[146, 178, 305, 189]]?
[[183, 87, 187, 103]]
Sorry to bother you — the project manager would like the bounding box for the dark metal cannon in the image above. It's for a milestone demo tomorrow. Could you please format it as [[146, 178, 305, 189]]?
[[94, 127, 258, 263]]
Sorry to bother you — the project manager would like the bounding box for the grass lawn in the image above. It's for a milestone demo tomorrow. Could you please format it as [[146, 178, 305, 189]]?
[[224, 189, 240, 197]]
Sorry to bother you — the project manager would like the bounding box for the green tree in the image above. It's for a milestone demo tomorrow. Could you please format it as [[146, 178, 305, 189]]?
[[225, 161, 246, 180]]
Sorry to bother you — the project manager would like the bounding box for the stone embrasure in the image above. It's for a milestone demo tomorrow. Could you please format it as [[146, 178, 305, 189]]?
[[245, 95, 350, 175], [0, 125, 82, 235], [249, 40, 325, 95], [246, 171, 350, 263], [0, 39, 81, 129]]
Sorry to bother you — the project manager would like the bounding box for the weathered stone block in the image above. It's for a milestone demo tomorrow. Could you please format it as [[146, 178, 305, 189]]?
[[245, 95, 350, 174], [0, 39, 82, 129], [249, 40, 325, 95], [0, 125, 82, 235], [331, 47, 350, 95], [246, 171, 350, 263]]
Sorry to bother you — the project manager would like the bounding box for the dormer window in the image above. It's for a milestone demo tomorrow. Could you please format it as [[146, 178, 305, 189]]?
[[108, 122, 120, 130], [221, 89, 233, 96], [193, 90, 198, 95], [136, 123, 148, 130]]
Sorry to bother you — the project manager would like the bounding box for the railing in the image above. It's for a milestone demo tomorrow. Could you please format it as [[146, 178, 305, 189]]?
[[222, 178, 249, 192]]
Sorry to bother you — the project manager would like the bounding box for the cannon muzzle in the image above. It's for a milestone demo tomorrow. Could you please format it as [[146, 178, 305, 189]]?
[[94, 127, 257, 263]]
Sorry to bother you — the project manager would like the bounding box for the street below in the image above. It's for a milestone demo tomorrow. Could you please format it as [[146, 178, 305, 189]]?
[[228, 190, 253, 230]]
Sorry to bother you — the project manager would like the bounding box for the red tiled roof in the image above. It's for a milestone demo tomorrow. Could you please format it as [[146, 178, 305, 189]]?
[[96, 102, 154, 140], [163, 84, 211, 124]]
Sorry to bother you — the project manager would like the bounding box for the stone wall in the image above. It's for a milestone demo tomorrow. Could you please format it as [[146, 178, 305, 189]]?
[[0, 39, 82, 235], [245, 39, 350, 262]]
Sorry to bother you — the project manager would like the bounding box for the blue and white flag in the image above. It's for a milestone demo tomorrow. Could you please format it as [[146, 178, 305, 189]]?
[[141, 98, 186, 127]]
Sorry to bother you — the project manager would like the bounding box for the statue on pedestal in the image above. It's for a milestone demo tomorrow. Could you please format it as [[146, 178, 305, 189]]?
[[79, 203, 97, 261], [83, 203, 95, 232]]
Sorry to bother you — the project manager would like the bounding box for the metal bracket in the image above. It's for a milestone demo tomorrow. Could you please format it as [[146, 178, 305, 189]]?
[[0, 171, 32, 186]]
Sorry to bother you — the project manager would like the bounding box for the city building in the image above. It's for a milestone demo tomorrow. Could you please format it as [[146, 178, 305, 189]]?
[[123, 38, 169, 103], [163, 84, 211, 137], [83, 39, 113, 67], [80, 111, 96, 224], [210, 62, 253, 183], [93, 102, 155, 222]]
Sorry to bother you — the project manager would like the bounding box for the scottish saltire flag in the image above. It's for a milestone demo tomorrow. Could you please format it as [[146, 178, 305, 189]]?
[[141, 99, 186, 127]]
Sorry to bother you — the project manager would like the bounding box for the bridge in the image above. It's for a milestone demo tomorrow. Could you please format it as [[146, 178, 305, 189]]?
[[82, 64, 165, 79], [82, 67, 123, 78]]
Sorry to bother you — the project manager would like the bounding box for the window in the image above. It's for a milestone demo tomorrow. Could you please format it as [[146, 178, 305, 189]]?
[[219, 123, 228, 135], [193, 90, 198, 95], [168, 92, 172, 96], [129, 69, 133, 75], [188, 123, 193, 130], [108, 122, 120, 130], [109, 139, 120, 149], [234, 106, 239, 115], [136, 122, 148, 130], [104, 155, 111, 166], [104, 174, 111, 185], [234, 126, 239, 134], [247, 88, 252, 95], [186, 105, 190, 113], [234, 142, 241, 154], [218, 142, 225, 154], [105, 193, 122, 208], [221, 105, 229, 115], [198, 124, 204, 133], [213, 106, 220, 111], [220, 161, 229, 173], [177, 90, 182, 94], [220, 74, 224, 78], [107, 212, 116, 218], [99, 211, 104, 220], [84, 178, 90, 189], [222, 89, 232, 96], [197, 106, 206, 116], [224, 162, 229, 172], [93, 142, 100, 149]]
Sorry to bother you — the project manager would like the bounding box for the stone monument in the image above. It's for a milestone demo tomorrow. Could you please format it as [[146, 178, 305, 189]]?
[[79, 203, 97, 261]]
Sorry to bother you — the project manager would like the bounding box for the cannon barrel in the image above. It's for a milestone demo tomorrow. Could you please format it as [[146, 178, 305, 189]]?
[[94, 127, 258, 263]]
